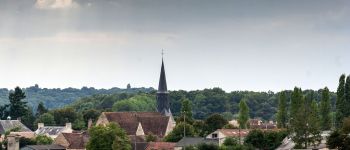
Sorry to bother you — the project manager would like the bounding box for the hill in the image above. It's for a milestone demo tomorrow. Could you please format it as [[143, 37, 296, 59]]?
[[0, 84, 154, 111]]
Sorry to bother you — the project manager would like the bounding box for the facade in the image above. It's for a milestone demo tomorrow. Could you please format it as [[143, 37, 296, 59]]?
[[35, 123, 73, 139]]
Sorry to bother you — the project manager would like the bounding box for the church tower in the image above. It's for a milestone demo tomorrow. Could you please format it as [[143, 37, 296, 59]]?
[[156, 58, 172, 117]]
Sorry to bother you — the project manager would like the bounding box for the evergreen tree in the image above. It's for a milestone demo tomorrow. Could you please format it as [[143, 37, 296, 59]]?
[[36, 102, 48, 117], [238, 99, 249, 129], [336, 74, 346, 128], [8, 87, 28, 119], [320, 87, 331, 130], [308, 99, 322, 147], [290, 87, 303, 127], [277, 91, 287, 128], [179, 98, 193, 124], [344, 75, 350, 117]]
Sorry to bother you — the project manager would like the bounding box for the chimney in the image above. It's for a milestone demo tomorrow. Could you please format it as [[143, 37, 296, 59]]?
[[16, 117, 21, 122], [7, 134, 20, 150], [38, 123, 44, 129], [65, 123, 72, 130], [88, 119, 93, 129]]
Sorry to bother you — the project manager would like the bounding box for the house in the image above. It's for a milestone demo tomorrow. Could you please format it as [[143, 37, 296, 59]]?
[[35, 123, 73, 139], [21, 145, 66, 150], [54, 132, 89, 150], [206, 129, 250, 145], [0, 119, 32, 141], [249, 118, 263, 126], [145, 142, 175, 150], [174, 137, 218, 150], [96, 112, 174, 138]]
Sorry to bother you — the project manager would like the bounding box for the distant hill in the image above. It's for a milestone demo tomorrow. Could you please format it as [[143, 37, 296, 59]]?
[[0, 85, 154, 111]]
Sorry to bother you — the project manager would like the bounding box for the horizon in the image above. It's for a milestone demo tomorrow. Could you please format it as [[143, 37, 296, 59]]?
[[1, 0, 349, 92]]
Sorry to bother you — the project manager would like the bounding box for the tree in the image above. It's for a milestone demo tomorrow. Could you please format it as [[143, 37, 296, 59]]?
[[320, 87, 331, 130], [164, 122, 195, 142], [52, 108, 78, 125], [308, 99, 322, 147], [35, 135, 53, 145], [34, 113, 56, 127], [112, 95, 156, 112], [238, 99, 249, 129], [276, 91, 287, 128], [145, 133, 158, 142], [87, 123, 131, 150], [36, 102, 48, 117], [290, 87, 303, 128], [244, 129, 265, 149], [345, 76, 350, 117], [179, 98, 193, 124], [8, 87, 28, 119], [82, 109, 100, 124], [336, 74, 346, 128], [19, 137, 36, 148], [204, 114, 228, 134]]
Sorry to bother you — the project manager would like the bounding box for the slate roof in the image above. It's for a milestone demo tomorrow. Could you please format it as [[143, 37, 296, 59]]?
[[103, 112, 170, 137], [35, 126, 65, 136], [158, 59, 168, 93], [145, 142, 175, 150], [175, 137, 218, 147], [0, 120, 31, 134], [21, 144, 65, 150], [60, 132, 89, 149]]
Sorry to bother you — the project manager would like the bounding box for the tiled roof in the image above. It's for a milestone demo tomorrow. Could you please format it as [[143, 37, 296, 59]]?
[[0, 120, 31, 134], [145, 142, 175, 150], [103, 112, 169, 137], [10, 131, 35, 139], [22, 144, 65, 150], [218, 129, 250, 137], [61, 132, 89, 149], [35, 126, 65, 136], [175, 137, 218, 147]]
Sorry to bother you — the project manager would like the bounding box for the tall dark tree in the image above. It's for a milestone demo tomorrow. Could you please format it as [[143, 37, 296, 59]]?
[[36, 102, 48, 117], [277, 91, 287, 128], [238, 99, 249, 129], [205, 114, 228, 134], [8, 87, 28, 119], [336, 74, 346, 128], [290, 87, 303, 127], [344, 76, 350, 117], [179, 98, 193, 124], [320, 87, 331, 130]]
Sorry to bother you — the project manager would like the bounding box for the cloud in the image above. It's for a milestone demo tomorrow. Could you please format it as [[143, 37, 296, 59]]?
[[35, 0, 79, 9]]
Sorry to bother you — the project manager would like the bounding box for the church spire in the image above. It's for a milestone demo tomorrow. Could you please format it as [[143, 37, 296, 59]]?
[[158, 59, 168, 93]]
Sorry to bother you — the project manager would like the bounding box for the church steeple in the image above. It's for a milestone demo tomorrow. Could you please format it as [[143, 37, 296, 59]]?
[[158, 59, 168, 93], [156, 56, 171, 116]]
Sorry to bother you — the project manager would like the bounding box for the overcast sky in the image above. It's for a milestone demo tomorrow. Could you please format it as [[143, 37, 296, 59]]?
[[0, 0, 349, 92]]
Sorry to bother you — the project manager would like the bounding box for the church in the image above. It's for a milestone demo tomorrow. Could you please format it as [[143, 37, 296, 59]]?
[[96, 58, 176, 138]]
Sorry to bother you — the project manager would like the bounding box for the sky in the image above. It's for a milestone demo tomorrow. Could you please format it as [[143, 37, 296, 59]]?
[[0, 0, 349, 92]]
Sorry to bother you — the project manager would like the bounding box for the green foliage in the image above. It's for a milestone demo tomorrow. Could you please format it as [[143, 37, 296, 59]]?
[[19, 137, 36, 148], [145, 133, 158, 142], [164, 122, 195, 142], [34, 113, 55, 127], [320, 87, 331, 130], [290, 90, 321, 148], [327, 128, 350, 150], [52, 107, 78, 125], [36, 102, 48, 117], [221, 112, 234, 121], [276, 91, 287, 128], [35, 135, 53, 145], [238, 99, 249, 129], [204, 114, 228, 134], [87, 123, 131, 150], [223, 137, 238, 146], [112, 94, 156, 112], [244, 129, 287, 150], [196, 143, 219, 150], [336, 74, 346, 128], [9, 87, 28, 119], [178, 98, 194, 124], [82, 109, 100, 123]]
